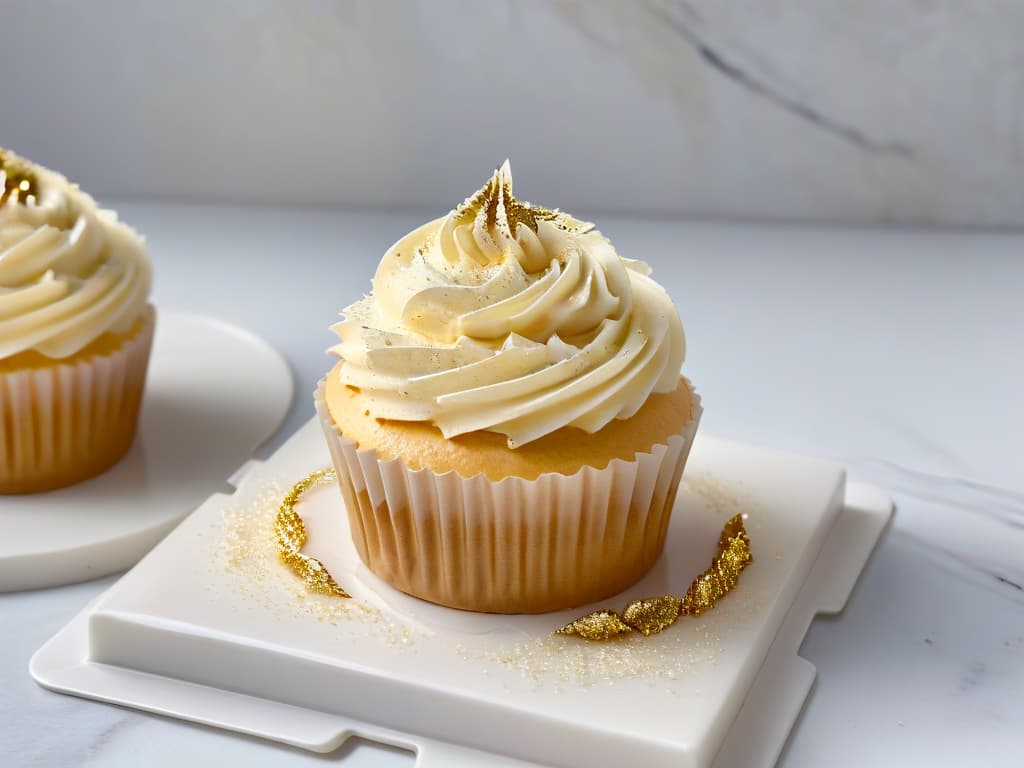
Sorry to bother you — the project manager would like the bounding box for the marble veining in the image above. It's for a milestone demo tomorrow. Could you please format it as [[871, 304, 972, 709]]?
[[572, 0, 914, 156], [854, 459, 1024, 603], [2, 2, 1023, 224]]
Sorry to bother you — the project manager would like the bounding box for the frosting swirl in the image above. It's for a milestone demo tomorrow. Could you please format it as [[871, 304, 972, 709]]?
[[331, 161, 685, 448], [0, 149, 152, 359]]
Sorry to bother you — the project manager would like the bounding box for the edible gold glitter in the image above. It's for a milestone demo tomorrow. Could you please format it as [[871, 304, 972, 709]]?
[[463, 617, 725, 692], [452, 165, 583, 236], [215, 481, 422, 648], [682, 473, 742, 516], [556, 515, 752, 641], [0, 148, 39, 206], [274, 467, 350, 599]]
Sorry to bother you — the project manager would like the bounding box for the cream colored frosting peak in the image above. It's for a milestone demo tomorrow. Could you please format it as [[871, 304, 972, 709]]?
[[0, 149, 152, 359], [331, 161, 685, 448]]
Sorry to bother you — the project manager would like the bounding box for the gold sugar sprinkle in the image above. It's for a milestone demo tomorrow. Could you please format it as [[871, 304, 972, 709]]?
[[462, 622, 723, 691], [682, 473, 742, 518], [0, 148, 39, 206], [215, 480, 420, 648]]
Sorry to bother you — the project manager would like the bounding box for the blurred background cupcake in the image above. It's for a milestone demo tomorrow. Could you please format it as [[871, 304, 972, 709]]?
[[0, 148, 154, 493]]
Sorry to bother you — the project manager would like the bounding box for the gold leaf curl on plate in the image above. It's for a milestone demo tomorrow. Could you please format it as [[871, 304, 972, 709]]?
[[275, 467, 350, 599], [556, 514, 752, 641]]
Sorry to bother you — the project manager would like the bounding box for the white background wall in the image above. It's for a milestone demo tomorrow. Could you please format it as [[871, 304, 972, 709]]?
[[3, 0, 1022, 227]]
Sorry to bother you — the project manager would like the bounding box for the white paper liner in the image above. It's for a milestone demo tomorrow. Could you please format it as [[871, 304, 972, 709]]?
[[0, 306, 155, 493], [315, 379, 702, 614]]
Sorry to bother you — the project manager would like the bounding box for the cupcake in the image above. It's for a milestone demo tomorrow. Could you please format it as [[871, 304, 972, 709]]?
[[0, 149, 154, 494], [317, 161, 700, 613]]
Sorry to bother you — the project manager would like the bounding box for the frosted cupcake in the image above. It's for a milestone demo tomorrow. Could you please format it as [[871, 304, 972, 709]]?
[[318, 161, 700, 613], [0, 149, 154, 493]]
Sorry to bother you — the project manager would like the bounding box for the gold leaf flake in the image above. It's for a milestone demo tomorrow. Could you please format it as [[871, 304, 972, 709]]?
[[622, 595, 683, 636], [680, 514, 752, 617], [558, 514, 752, 640], [555, 610, 633, 641], [275, 467, 350, 599]]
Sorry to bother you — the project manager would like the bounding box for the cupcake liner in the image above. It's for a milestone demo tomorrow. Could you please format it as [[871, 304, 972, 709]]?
[[0, 307, 155, 494], [315, 379, 702, 614]]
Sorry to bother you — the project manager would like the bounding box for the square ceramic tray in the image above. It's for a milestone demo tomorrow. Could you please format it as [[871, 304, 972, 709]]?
[[32, 419, 891, 768]]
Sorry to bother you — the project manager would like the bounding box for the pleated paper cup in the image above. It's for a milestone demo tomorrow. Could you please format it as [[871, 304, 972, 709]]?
[[0, 306, 155, 494], [315, 380, 702, 614]]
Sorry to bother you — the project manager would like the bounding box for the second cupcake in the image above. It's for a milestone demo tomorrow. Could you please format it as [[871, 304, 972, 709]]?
[[0, 149, 154, 493]]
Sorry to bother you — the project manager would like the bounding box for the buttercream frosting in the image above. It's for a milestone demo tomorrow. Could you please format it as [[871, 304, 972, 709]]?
[[0, 149, 152, 360], [331, 161, 685, 447]]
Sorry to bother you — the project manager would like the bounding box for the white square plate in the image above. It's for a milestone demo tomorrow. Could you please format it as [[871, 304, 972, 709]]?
[[31, 419, 891, 768]]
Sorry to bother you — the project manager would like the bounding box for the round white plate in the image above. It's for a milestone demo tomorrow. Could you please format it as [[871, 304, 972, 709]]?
[[0, 310, 293, 592]]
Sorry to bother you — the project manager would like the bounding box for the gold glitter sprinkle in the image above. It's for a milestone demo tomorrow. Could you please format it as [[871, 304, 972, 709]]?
[[215, 483, 420, 648], [0, 148, 39, 206], [556, 515, 752, 641], [275, 468, 350, 598], [462, 617, 725, 692], [452, 162, 586, 237]]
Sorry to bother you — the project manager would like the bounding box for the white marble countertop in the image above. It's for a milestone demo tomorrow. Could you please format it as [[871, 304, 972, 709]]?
[[3, 204, 1022, 767]]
